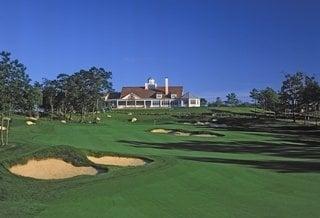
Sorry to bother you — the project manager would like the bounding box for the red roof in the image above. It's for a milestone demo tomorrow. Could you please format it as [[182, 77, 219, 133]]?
[[120, 86, 183, 99]]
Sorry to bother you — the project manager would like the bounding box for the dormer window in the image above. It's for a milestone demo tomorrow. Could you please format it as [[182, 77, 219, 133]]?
[[171, 94, 177, 99], [145, 77, 157, 90], [156, 94, 162, 99]]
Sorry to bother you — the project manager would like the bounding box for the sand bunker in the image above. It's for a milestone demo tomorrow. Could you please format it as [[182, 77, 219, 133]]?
[[192, 134, 217, 137], [9, 158, 98, 180], [151, 128, 219, 137], [131, 117, 138, 123], [151, 129, 172, 134], [26, 121, 36, 126], [88, 156, 145, 167], [26, 117, 38, 121], [174, 131, 191, 136]]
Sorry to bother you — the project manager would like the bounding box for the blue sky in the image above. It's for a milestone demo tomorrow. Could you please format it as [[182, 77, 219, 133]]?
[[1, 0, 320, 101]]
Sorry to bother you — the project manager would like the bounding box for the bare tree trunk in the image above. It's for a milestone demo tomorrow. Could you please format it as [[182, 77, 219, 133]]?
[[92, 105, 96, 122], [81, 107, 85, 123], [68, 106, 72, 121], [254, 100, 257, 114], [1, 114, 4, 146], [292, 101, 296, 123], [316, 106, 319, 127], [64, 106, 67, 120], [304, 104, 307, 125], [96, 99, 99, 113], [50, 97, 54, 120], [5, 118, 9, 146], [8, 103, 12, 117]]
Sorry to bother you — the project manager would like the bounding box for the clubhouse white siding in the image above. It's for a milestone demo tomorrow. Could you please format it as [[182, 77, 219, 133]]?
[[105, 77, 200, 109]]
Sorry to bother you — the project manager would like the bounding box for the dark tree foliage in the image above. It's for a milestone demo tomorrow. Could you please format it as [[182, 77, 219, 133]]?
[[200, 98, 208, 107], [209, 97, 224, 107], [248, 72, 320, 122], [250, 87, 279, 113], [279, 72, 304, 121], [0, 51, 36, 115], [225, 93, 240, 106], [41, 67, 113, 121]]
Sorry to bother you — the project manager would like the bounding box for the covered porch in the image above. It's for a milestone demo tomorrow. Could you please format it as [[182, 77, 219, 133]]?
[[107, 99, 182, 109]]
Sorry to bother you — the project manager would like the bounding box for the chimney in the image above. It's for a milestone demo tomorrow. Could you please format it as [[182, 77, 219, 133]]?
[[165, 77, 169, 95]]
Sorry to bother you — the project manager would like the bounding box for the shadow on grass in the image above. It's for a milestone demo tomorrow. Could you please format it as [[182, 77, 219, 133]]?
[[118, 138, 320, 173], [119, 139, 320, 160], [206, 117, 320, 137], [179, 156, 320, 173]]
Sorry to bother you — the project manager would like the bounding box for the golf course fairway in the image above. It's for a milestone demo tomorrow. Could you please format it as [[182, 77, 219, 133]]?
[[1, 108, 320, 218]]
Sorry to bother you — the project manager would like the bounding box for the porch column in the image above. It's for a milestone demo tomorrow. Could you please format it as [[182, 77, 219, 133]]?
[[144, 100, 146, 108], [125, 100, 127, 108]]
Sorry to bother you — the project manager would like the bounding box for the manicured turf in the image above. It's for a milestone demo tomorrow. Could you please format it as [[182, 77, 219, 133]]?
[[1, 107, 320, 217]]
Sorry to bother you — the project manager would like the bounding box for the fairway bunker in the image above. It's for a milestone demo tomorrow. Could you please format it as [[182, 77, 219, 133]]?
[[150, 128, 223, 137], [9, 158, 98, 180], [150, 129, 172, 134], [87, 155, 146, 166]]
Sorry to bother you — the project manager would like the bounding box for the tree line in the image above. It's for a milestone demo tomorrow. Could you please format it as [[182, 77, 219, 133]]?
[[209, 93, 243, 107], [0, 51, 113, 122], [209, 72, 320, 122], [1, 51, 319, 123], [250, 73, 320, 121]]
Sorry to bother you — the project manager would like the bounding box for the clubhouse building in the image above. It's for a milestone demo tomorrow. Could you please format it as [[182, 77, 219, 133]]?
[[105, 77, 200, 109]]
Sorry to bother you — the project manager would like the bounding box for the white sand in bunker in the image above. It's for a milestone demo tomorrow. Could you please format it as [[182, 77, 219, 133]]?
[[192, 134, 217, 137], [151, 128, 217, 137], [174, 131, 191, 136], [150, 128, 172, 134], [9, 158, 98, 180], [88, 156, 146, 167]]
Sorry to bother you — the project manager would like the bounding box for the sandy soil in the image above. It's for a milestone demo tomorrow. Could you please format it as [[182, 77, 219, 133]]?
[[26, 121, 36, 126], [151, 129, 172, 134], [88, 156, 145, 167], [193, 134, 216, 137], [174, 132, 191, 136], [26, 117, 38, 121], [9, 158, 98, 180], [151, 128, 217, 137], [131, 117, 138, 122]]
